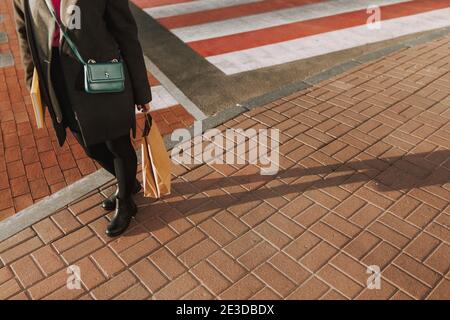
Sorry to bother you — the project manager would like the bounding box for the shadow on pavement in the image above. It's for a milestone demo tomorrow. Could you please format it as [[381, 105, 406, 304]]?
[[130, 149, 449, 233]]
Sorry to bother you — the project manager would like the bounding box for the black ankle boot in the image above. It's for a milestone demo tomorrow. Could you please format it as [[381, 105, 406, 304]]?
[[102, 180, 141, 211], [105, 197, 138, 237]]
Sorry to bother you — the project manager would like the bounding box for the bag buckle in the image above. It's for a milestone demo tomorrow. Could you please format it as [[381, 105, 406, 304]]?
[[87, 59, 96, 64]]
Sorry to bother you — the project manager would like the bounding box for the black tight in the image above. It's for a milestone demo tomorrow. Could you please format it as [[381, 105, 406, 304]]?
[[72, 131, 137, 199]]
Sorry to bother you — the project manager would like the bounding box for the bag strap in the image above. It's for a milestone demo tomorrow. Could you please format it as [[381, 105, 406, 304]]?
[[44, 0, 87, 65]]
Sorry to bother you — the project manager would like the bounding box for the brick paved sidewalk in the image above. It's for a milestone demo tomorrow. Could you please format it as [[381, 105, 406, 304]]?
[[0, 33, 449, 300], [0, 0, 195, 218]]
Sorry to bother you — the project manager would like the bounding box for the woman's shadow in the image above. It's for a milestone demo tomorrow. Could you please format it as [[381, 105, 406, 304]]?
[[131, 149, 450, 233]]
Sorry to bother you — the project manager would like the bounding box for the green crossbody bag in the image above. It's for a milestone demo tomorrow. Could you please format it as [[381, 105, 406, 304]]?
[[45, 0, 125, 94]]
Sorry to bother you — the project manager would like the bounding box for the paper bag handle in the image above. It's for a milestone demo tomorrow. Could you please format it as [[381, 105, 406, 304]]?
[[143, 113, 153, 137]]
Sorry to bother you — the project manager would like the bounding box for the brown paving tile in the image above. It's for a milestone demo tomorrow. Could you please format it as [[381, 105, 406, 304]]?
[[350, 203, 384, 228], [383, 265, 430, 299], [178, 238, 218, 268], [425, 223, 450, 243], [52, 227, 93, 254], [131, 259, 168, 294], [0, 278, 22, 299], [333, 195, 367, 218], [191, 261, 232, 296], [424, 244, 450, 274], [404, 233, 441, 262], [10, 255, 44, 288], [301, 240, 338, 273], [254, 263, 296, 298], [91, 270, 137, 300], [241, 202, 276, 227], [9, 291, 30, 300], [153, 272, 198, 300], [393, 254, 441, 288], [284, 231, 321, 261], [207, 249, 247, 283], [32, 218, 63, 244], [89, 216, 115, 244], [76, 257, 107, 290], [182, 286, 214, 300], [250, 287, 281, 300], [368, 222, 410, 249], [219, 274, 264, 300], [69, 194, 105, 216], [27, 269, 68, 300], [42, 285, 85, 300], [61, 236, 103, 264], [254, 221, 291, 250], [238, 241, 277, 270], [51, 209, 81, 234], [119, 237, 160, 266], [149, 248, 186, 280], [214, 210, 249, 237], [0, 266, 14, 286], [344, 231, 381, 260], [0, 228, 35, 253], [363, 241, 400, 270], [0, 236, 43, 264], [166, 227, 206, 256], [321, 289, 347, 300], [330, 253, 369, 287], [90, 246, 125, 277], [318, 265, 364, 299], [31, 245, 66, 276], [115, 283, 150, 300], [199, 219, 235, 247], [427, 279, 450, 300], [287, 277, 329, 300], [143, 217, 177, 244], [407, 204, 441, 229], [310, 222, 351, 248], [357, 281, 397, 300]]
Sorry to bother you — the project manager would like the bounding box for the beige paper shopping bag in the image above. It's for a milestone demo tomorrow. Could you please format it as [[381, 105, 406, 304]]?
[[141, 114, 171, 198], [30, 68, 45, 129]]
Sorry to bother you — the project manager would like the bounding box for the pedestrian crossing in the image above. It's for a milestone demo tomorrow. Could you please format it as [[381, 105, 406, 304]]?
[[133, 0, 450, 75]]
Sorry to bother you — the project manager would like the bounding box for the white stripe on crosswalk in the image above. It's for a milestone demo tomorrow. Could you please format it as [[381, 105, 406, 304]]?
[[173, 0, 411, 42], [144, 0, 263, 19], [207, 8, 450, 75], [150, 85, 179, 110]]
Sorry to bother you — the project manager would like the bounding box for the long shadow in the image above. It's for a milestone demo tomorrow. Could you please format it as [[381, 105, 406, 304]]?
[[132, 150, 449, 233]]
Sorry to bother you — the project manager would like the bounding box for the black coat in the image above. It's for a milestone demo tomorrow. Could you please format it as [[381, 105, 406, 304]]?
[[13, 0, 152, 146]]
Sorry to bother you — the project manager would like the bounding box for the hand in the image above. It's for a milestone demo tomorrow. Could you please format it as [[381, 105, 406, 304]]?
[[137, 103, 151, 113]]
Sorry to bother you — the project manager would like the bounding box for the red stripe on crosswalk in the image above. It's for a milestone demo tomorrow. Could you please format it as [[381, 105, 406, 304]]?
[[158, 0, 325, 29], [132, 0, 194, 9], [188, 0, 450, 57]]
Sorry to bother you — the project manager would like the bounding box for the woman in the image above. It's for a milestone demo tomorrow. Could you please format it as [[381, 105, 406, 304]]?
[[14, 0, 151, 237]]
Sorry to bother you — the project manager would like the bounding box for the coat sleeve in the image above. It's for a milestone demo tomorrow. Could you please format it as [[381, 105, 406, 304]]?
[[13, 0, 34, 90], [105, 0, 152, 105]]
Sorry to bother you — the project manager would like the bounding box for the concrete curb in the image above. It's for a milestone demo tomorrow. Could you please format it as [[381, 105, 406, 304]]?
[[143, 55, 207, 121], [1, 27, 449, 242], [0, 169, 112, 242]]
